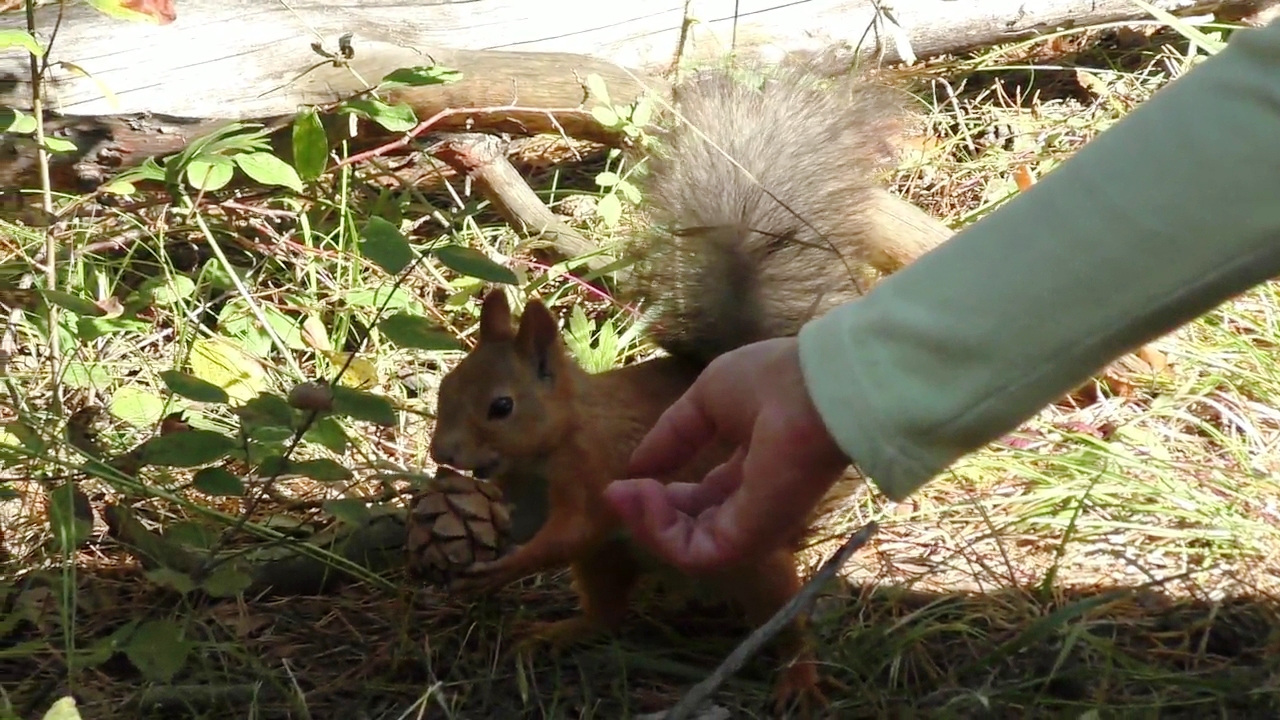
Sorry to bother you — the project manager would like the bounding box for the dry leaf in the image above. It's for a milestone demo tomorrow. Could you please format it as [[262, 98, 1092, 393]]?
[[1013, 164, 1036, 192], [1075, 69, 1111, 99], [300, 315, 332, 353], [96, 296, 125, 318], [1135, 345, 1169, 375]]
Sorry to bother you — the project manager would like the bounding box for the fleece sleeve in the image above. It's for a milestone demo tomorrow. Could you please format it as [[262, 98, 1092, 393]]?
[[796, 18, 1280, 502]]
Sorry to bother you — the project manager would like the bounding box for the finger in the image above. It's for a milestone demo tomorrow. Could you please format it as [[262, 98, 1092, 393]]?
[[627, 380, 718, 479], [614, 415, 838, 573], [604, 477, 739, 573], [637, 447, 745, 517], [602, 476, 686, 546], [710, 414, 846, 560]]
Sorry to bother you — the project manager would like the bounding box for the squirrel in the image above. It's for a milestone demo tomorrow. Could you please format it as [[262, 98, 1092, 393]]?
[[428, 61, 938, 716]]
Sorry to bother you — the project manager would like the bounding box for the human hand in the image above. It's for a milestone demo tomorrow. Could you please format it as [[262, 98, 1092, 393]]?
[[603, 337, 851, 573]]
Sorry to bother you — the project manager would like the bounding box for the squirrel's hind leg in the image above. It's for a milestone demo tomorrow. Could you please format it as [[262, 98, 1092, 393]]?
[[515, 536, 640, 654], [718, 550, 831, 718]]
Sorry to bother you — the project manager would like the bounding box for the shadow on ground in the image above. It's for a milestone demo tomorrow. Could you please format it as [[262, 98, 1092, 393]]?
[[5, 555, 1280, 719]]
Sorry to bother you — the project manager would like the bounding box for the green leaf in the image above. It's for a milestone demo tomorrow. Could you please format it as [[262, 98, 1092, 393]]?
[[293, 458, 353, 482], [41, 136, 78, 154], [377, 313, 460, 351], [323, 498, 371, 526], [141, 275, 196, 306], [616, 179, 642, 204], [595, 171, 620, 187], [99, 178, 137, 196], [247, 425, 294, 444], [591, 105, 619, 127], [5, 421, 45, 454], [434, 245, 517, 284], [47, 483, 92, 552], [201, 562, 253, 598], [234, 393, 295, 432], [161, 370, 230, 404], [359, 217, 415, 275], [344, 286, 420, 312], [109, 386, 167, 428], [63, 362, 113, 389], [77, 316, 149, 341], [0, 30, 45, 56], [40, 696, 82, 720], [585, 73, 611, 105], [41, 289, 104, 317], [292, 108, 328, 181], [71, 620, 139, 672], [114, 156, 166, 185], [167, 521, 218, 548], [124, 620, 192, 683], [192, 467, 245, 496], [631, 96, 654, 128], [379, 65, 463, 88], [340, 98, 418, 133], [303, 417, 348, 453], [0, 107, 37, 134], [144, 567, 197, 594], [261, 304, 308, 351], [330, 387, 396, 426], [185, 157, 234, 191], [233, 151, 304, 192], [141, 430, 238, 467], [257, 454, 290, 477], [597, 193, 622, 227]]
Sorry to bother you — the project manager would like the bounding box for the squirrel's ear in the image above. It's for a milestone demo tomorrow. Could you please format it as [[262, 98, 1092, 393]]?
[[515, 299, 560, 378], [478, 289, 514, 342]]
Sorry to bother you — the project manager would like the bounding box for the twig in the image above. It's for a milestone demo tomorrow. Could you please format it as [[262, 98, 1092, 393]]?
[[332, 104, 616, 172], [662, 521, 880, 720], [428, 132, 606, 269]]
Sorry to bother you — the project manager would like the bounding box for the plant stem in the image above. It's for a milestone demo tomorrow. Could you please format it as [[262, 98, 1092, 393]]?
[[25, 0, 61, 375]]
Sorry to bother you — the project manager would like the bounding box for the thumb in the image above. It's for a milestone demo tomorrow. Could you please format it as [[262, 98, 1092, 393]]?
[[627, 380, 716, 479]]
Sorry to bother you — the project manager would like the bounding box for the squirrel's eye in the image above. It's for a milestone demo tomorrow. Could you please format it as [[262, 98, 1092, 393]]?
[[487, 396, 514, 420]]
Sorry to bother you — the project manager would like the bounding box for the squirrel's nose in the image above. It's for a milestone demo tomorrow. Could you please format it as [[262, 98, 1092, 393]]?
[[429, 437, 454, 467]]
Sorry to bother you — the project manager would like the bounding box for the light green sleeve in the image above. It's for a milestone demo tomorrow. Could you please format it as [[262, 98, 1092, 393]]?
[[797, 18, 1280, 503]]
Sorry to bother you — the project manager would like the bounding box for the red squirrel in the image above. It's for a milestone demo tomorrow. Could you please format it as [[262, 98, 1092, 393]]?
[[428, 62, 940, 716]]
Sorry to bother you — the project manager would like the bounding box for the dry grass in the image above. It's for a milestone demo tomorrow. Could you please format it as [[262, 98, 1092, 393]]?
[[4, 17, 1280, 720]]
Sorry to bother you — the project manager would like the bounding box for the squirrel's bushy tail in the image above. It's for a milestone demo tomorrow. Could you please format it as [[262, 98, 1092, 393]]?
[[623, 63, 915, 366]]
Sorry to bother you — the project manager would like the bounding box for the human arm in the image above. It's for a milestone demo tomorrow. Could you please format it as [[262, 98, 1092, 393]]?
[[606, 18, 1280, 572], [799, 16, 1280, 502]]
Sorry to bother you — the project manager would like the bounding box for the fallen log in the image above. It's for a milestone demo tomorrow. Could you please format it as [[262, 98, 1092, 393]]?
[[1, 0, 1270, 120], [1, 0, 1269, 192]]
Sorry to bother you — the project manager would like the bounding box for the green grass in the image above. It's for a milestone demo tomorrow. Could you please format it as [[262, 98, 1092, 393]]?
[[4, 17, 1280, 720]]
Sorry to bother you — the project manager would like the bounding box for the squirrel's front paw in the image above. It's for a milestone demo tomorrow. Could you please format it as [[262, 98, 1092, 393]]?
[[447, 547, 523, 594]]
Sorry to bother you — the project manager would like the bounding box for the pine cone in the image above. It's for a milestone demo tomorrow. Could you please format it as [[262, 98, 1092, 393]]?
[[406, 469, 513, 585]]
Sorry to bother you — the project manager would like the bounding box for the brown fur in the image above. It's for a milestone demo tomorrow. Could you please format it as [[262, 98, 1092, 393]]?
[[623, 62, 914, 365], [429, 63, 923, 716], [431, 292, 824, 713]]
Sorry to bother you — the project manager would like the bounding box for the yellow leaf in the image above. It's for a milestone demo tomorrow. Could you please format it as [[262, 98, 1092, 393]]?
[[324, 351, 378, 389], [56, 61, 120, 111], [189, 338, 267, 404]]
